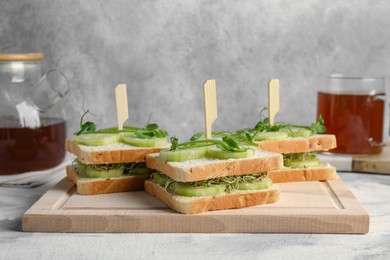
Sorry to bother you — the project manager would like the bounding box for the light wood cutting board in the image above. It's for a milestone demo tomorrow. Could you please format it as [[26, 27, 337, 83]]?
[[352, 144, 390, 174], [22, 175, 369, 234], [319, 144, 390, 174]]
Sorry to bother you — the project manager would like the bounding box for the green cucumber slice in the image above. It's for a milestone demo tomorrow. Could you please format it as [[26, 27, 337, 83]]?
[[125, 163, 155, 175], [254, 131, 288, 141], [94, 126, 138, 133], [85, 167, 124, 178], [151, 172, 169, 186], [281, 128, 312, 137], [159, 147, 207, 162], [206, 146, 255, 159], [237, 178, 272, 190], [284, 156, 320, 168], [170, 184, 226, 197], [74, 133, 119, 146], [121, 136, 167, 147]]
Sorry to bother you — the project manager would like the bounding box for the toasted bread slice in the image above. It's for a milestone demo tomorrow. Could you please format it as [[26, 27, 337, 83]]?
[[268, 163, 336, 183], [65, 139, 168, 164], [145, 150, 283, 182], [144, 180, 280, 214], [66, 165, 149, 195], [257, 134, 337, 154]]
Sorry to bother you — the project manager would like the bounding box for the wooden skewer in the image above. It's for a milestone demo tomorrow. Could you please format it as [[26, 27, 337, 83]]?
[[115, 84, 129, 133], [203, 80, 217, 139], [268, 79, 280, 126]]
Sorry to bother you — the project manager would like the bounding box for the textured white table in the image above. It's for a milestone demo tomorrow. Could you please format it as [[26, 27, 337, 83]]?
[[0, 172, 389, 259]]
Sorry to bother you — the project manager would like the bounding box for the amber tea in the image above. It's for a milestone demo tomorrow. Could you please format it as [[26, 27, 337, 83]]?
[[0, 117, 66, 175], [317, 91, 384, 154]]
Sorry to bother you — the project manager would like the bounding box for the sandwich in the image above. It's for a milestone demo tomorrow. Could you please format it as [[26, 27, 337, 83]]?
[[65, 111, 168, 195], [144, 134, 283, 214], [236, 112, 337, 183]]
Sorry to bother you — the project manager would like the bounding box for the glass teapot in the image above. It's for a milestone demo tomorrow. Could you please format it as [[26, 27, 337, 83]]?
[[0, 53, 69, 175]]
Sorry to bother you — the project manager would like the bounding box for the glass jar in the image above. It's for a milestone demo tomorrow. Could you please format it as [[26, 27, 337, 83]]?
[[0, 53, 69, 175]]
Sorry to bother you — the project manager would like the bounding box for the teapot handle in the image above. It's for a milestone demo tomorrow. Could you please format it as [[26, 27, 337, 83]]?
[[373, 93, 390, 146], [28, 69, 69, 112]]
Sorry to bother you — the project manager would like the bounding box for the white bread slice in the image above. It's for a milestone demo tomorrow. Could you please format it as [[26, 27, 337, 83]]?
[[268, 163, 336, 183], [144, 180, 280, 214], [145, 150, 283, 182], [65, 138, 168, 164], [257, 134, 337, 154], [66, 165, 149, 195]]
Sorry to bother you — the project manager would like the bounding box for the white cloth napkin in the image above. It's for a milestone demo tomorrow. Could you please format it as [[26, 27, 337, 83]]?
[[0, 154, 72, 188]]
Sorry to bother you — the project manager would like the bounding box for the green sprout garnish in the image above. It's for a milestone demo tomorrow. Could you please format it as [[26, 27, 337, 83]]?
[[190, 132, 205, 141], [75, 109, 97, 135], [134, 123, 168, 139], [252, 108, 327, 135], [168, 133, 251, 153], [74, 109, 168, 139], [170, 136, 179, 150], [309, 114, 327, 134]]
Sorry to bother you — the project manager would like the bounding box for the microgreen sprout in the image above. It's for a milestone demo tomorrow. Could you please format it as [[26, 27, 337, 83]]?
[[75, 109, 96, 135], [74, 108, 168, 139], [75, 160, 155, 176], [251, 108, 327, 135], [169, 133, 249, 153], [134, 123, 168, 139]]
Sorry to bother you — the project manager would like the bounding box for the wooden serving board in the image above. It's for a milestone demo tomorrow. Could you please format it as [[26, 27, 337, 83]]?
[[352, 144, 390, 174], [22, 175, 369, 234], [319, 144, 390, 174]]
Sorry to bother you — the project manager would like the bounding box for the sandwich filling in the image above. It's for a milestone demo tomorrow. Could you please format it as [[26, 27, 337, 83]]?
[[282, 152, 321, 168], [150, 172, 272, 197], [74, 160, 156, 179]]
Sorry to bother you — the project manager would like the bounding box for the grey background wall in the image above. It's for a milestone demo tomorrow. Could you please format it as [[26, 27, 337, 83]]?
[[1, 0, 390, 140]]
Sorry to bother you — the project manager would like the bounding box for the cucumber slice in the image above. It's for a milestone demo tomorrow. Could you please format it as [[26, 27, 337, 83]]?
[[281, 128, 312, 137], [284, 156, 320, 168], [74, 133, 119, 146], [95, 126, 138, 133], [121, 132, 136, 137], [159, 147, 207, 162], [151, 172, 169, 186], [170, 184, 226, 197], [206, 146, 255, 159], [254, 131, 288, 141], [121, 136, 167, 147], [85, 167, 124, 178], [237, 178, 272, 190], [125, 162, 155, 175], [75, 162, 88, 177]]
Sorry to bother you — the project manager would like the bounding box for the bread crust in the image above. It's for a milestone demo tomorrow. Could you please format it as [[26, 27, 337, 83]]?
[[268, 164, 337, 183], [65, 139, 165, 164], [257, 134, 337, 154], [145, 152, 283, 182], [144, 180, 280, 214], [66, 165, 149, 195]]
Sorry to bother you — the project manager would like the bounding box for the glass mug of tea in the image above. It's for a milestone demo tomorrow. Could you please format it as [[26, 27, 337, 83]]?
[[317, 75, 387, 154]]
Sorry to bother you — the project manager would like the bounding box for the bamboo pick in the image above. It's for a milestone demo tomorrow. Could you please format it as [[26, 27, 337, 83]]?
[[115, 84, 129, 134], [268, 79, 280, 126], [203, 79, 217, 139]]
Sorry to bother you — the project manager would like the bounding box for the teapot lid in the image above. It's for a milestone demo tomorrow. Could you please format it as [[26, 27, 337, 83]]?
[[0, 53, 44, 61]]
